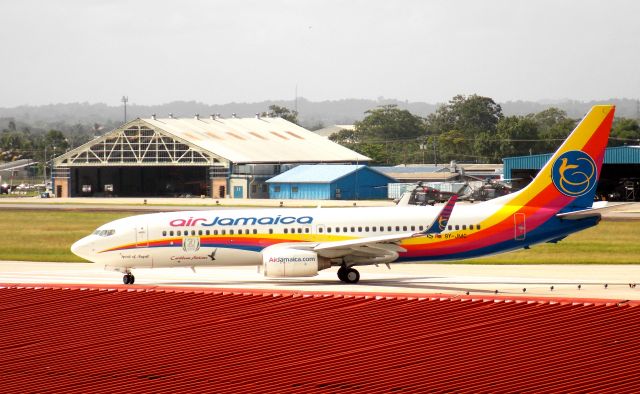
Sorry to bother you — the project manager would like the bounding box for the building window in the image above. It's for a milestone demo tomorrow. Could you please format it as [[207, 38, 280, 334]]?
[[292, 186, 299, 193], [274, 186, 281, 193], [251, 184, 257, 194], [262, 184, 268, 193]]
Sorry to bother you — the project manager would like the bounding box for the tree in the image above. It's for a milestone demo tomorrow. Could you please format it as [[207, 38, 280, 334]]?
[[427, 94, 503, 136], [527, 107, 576, 152], [263, 105, 299, 125], [610, 118, 640, 147], [355, 105, 425, 141], [496, 116, 539, 157]]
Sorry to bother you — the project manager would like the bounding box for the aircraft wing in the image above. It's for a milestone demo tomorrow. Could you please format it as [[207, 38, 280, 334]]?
[[308, 195, 458, 263], [556, 202, 635, 220]]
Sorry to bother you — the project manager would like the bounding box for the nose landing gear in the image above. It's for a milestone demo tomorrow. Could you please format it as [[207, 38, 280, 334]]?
[[123, 272, 135, 285]]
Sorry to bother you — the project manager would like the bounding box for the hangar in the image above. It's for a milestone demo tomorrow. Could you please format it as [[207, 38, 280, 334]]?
[[503, 146, 640, 201], [52, 115, 369, 198]]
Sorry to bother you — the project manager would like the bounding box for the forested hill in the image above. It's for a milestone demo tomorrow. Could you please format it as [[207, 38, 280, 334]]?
[[0, 98, 637, 130]]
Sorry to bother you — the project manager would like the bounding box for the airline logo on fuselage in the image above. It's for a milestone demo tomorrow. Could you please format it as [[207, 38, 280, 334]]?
[[170, 215, 314, 227], [551, 150, 597, 197]]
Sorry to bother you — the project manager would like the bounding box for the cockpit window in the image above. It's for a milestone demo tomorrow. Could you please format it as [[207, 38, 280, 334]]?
[[93, 229, 115, 237]]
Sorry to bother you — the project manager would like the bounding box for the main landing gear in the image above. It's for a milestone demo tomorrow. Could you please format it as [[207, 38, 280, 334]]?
[[337, 266, 360, 284], [123, 272, 135, 285]]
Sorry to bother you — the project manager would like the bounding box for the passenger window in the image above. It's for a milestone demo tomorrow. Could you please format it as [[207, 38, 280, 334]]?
[[198, 230, 203, 235], [343, 227, 348, 233], [335, 227, 340, 233], [448, 225, 452, 230], [469, 225, 474, 230], [305, 228, 309, 233], [269, 229, 273, 234], [230, 230, 234, 235], [365, 226, 369, 232], [395, 226, 399, 231], [284, 228, 288, 234], [205, 230, 210, 235], [214, 230, 218, 235], [319, 228, 323, 233], [221, 230, 226, 235], [388, 226, 392, 231], [170, 231, 174, 236], [358, 227, 362, 232], [410, 225, 415, 231], [246, 229, 250, 234], [403, 226, 407, 231], [372, 226, 376, 232], [419, 226, 424, 231], [351, 227, 355, 232], [462, 225, 467, 230], [290, 228, 295, 233], [177, 230, 182, 236], [455, 225, 459, 230], [297, 228, 302, 234], [477, 224, 481, 230], [253, 229, 257, 234], [327, 227, 332, 233], [162, 231, 167, 236]]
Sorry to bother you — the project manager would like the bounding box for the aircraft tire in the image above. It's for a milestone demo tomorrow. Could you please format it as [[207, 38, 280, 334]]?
[[344, 268, 360, 284], [337, 267, 347, 282], [123, 273, 135, 285]]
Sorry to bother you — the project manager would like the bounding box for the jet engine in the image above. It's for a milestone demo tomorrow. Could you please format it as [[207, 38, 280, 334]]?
[[262, 248, 331, 278]]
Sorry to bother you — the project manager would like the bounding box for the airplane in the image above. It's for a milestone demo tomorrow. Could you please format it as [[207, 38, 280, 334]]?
[[72, 105, 618, 285]]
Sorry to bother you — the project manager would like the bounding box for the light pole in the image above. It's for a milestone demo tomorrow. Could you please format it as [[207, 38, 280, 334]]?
[[122, 96, 128, 123]]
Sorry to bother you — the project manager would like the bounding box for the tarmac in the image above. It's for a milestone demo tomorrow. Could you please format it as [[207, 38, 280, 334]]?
[[2, 261, 640, 300]]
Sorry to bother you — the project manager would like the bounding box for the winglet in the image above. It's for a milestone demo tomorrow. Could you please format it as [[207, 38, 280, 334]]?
[[422, 194, 458, 234]]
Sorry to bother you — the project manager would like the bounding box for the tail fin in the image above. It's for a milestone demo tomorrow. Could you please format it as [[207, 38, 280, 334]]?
[[423, 194, 458, 234], [516, 105, 615, 211]]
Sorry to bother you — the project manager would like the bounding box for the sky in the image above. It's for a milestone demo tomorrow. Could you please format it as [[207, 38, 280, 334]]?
[[1, 0, 639, 107]]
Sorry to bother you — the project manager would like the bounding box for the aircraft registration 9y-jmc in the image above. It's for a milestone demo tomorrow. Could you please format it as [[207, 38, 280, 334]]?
[[72, 105, 616, 285]]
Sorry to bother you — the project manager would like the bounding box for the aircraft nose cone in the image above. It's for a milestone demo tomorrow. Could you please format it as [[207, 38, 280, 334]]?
[[71, 237, 94, 261]]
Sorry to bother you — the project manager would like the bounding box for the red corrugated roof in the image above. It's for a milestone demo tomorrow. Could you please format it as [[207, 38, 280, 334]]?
[[1, 284, 639, 392]]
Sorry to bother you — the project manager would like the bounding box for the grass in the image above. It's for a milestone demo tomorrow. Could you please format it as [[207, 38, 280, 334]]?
[[0, 211, 131, 262], [0, 209, 638, 264]]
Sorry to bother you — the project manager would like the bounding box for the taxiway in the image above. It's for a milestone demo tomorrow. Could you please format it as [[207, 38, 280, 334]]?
[[2, 261, 639, 300]]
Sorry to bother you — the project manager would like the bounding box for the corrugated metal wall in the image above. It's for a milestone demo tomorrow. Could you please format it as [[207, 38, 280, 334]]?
[[1, 285, 639, 392], [503, 147, 640, 179], [269, 183, 331, 200], [269, 167, 393, 200]]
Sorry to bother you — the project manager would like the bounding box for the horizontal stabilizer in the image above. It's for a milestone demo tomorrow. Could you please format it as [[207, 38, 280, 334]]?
[[556, 202, 635, 220]]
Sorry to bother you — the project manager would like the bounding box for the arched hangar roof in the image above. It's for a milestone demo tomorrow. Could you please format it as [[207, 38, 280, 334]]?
[[54, 116, 370, 167]]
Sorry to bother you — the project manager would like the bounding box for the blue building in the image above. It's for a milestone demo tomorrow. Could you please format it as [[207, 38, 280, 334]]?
[[266, 165, 396, 200]]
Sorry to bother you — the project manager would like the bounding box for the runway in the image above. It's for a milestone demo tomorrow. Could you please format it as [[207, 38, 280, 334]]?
[[2, 261, 640, 300]]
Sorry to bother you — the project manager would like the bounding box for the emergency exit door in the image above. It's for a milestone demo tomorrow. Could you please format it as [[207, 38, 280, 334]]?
[[135, 224, 149, 247]]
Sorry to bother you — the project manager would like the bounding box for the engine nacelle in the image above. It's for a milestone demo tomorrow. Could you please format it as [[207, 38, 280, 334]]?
[[262, 248, 330, 278]]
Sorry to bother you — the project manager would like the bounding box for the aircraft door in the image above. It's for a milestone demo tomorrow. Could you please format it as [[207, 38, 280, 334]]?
[[514, 213, 526, 241], [135, 224, 149, 247]]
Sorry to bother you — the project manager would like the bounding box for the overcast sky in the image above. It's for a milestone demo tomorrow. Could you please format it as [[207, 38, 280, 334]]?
[[1, 0, 639, 107]]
